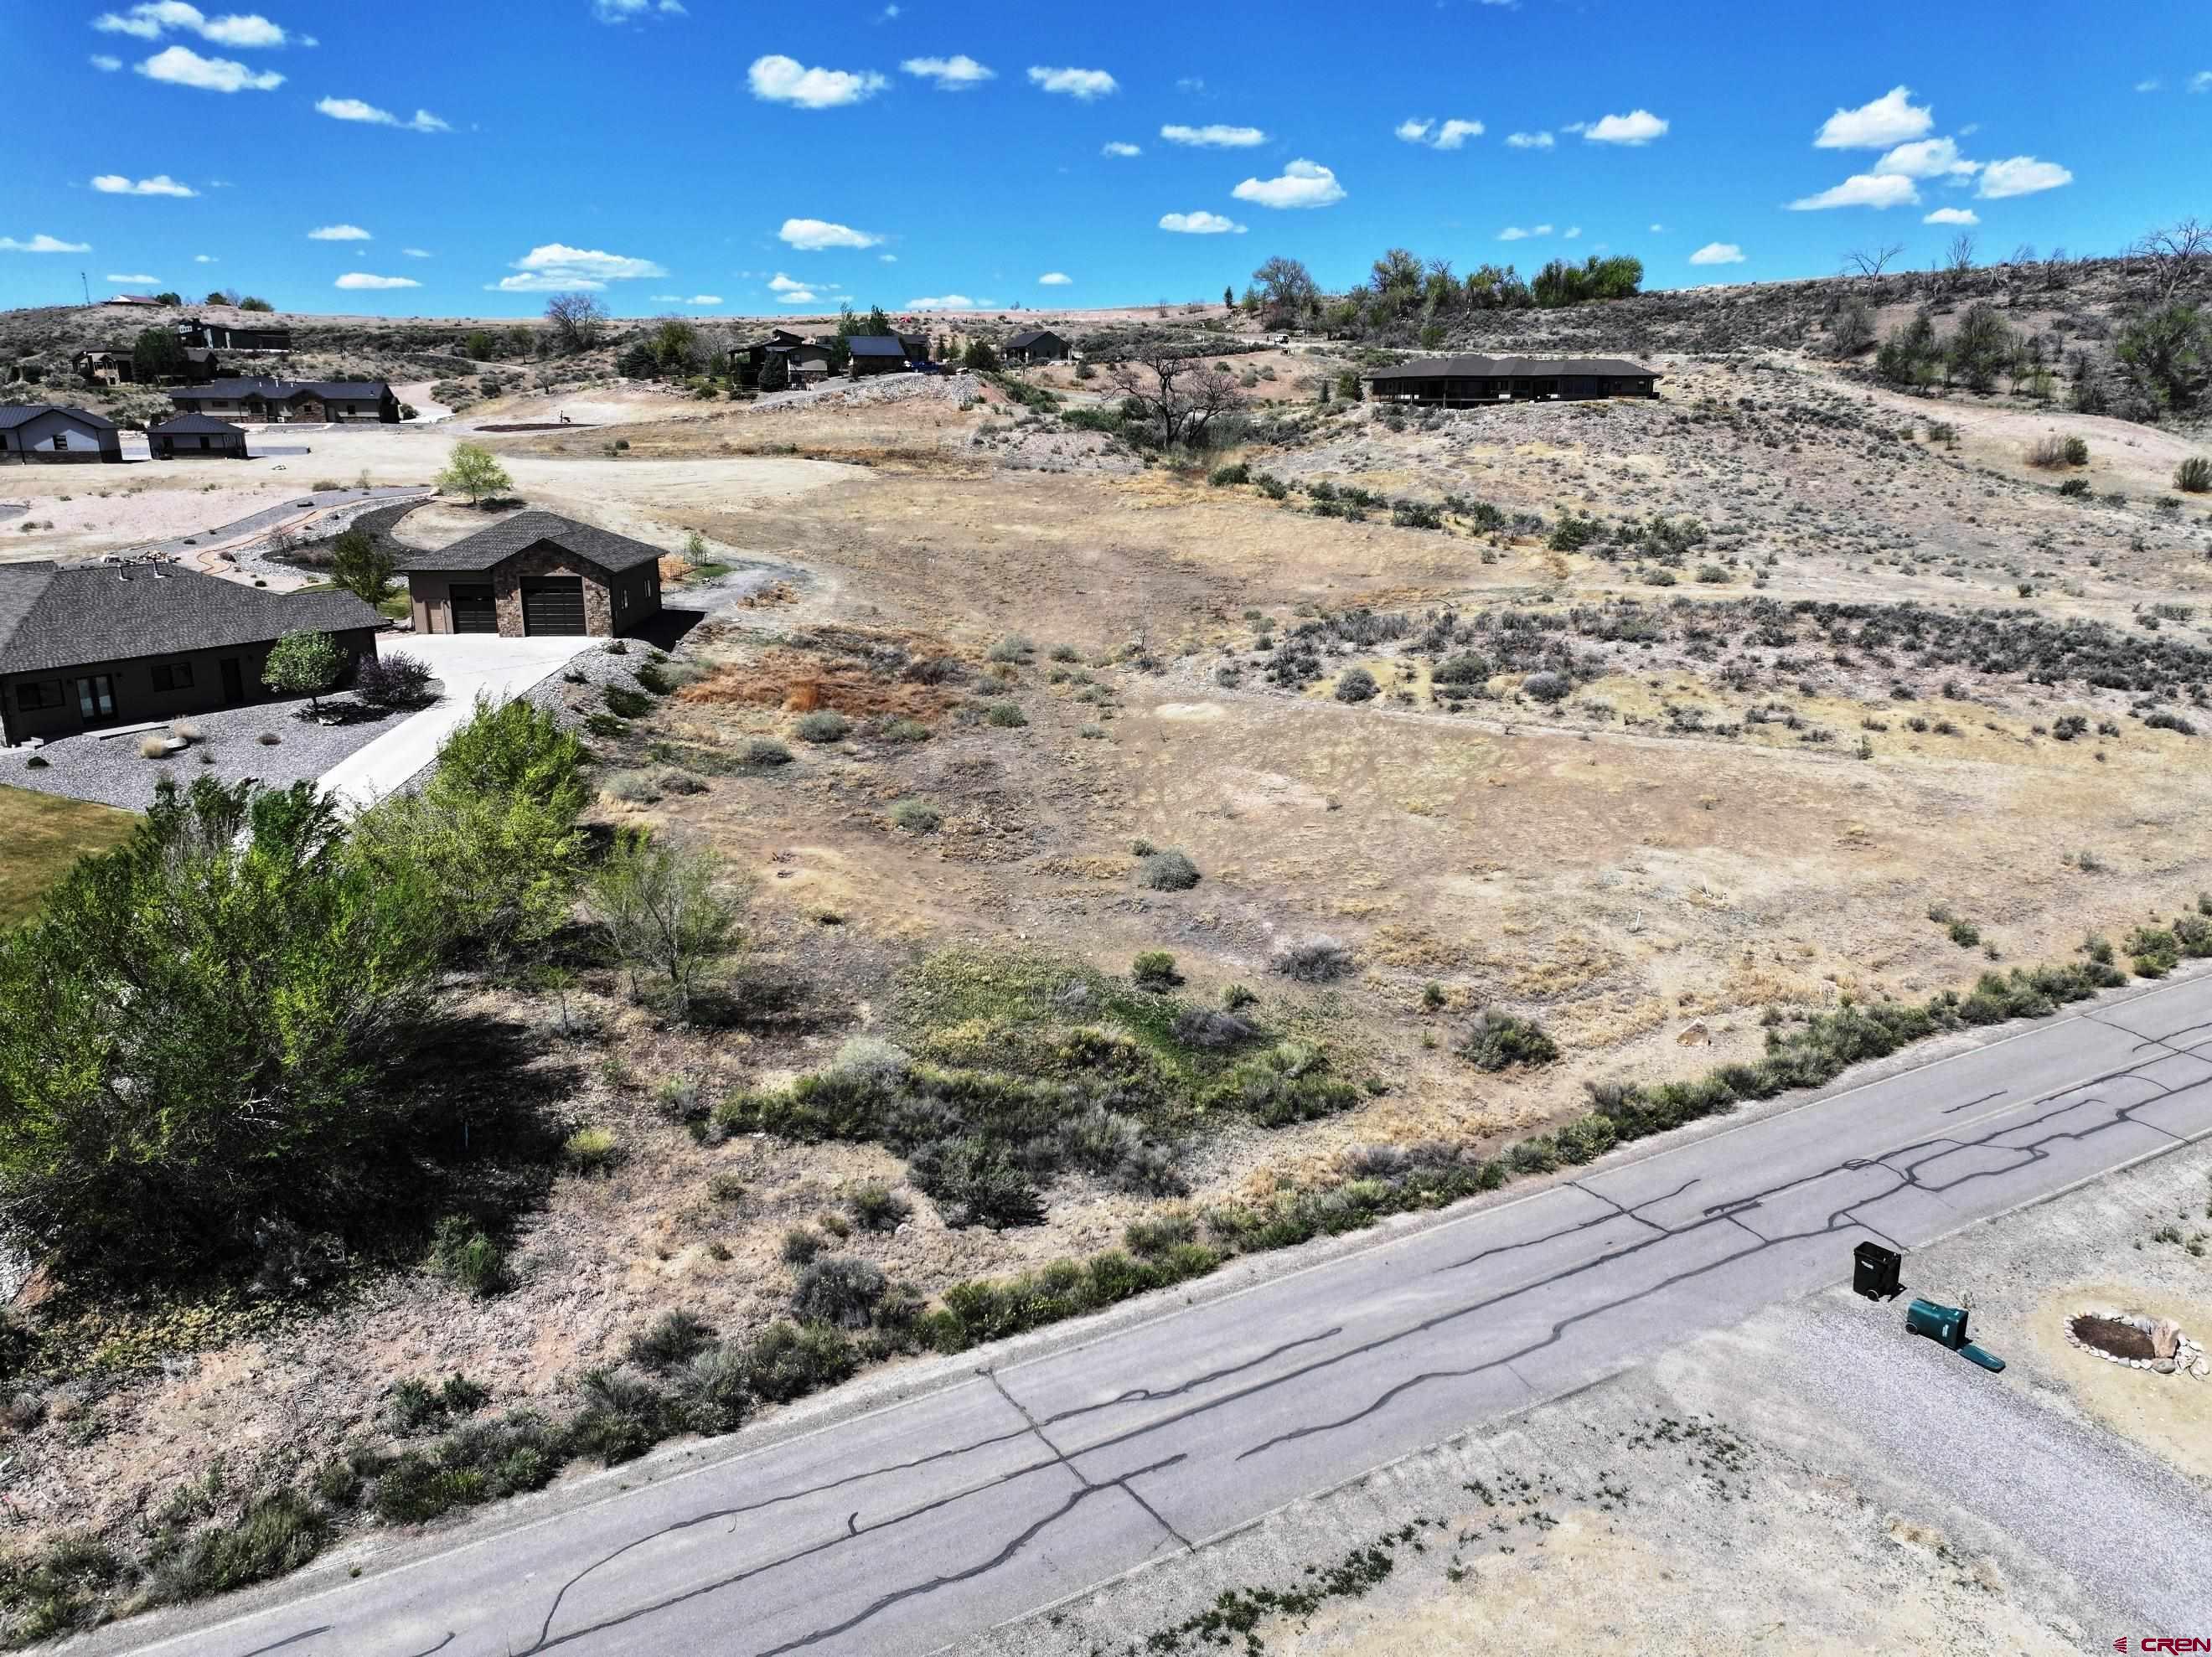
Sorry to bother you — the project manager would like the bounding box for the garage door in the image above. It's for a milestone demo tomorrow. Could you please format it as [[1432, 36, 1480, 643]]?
[[521, 577, 587, 636], [450, 583, 497, 633]]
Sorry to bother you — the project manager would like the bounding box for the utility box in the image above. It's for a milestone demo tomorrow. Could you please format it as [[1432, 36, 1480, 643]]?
[[1853, 1241, 1902, 1301], [1906, 1298, 1970, 1350]]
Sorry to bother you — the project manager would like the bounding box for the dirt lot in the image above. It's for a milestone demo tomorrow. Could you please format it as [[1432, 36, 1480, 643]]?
[[980, 1141, 2212, 1656], [4, 281, 2212, 1621]]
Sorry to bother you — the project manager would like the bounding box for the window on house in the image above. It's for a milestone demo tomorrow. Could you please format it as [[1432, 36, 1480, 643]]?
[[52, 432, 69, 452], [14, 680, 60, 711], [151, 662, 195, 692]]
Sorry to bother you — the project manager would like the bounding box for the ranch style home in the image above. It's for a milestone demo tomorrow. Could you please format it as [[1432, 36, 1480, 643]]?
[[168, 377, 400, 424], [0, 560, 380, 747], [0, 405, 124, 465], [1003, 328, 1070, 364], [1362, 354, 1662, 405], [147, 412, 249, 459], [398, 511, 664, 638]]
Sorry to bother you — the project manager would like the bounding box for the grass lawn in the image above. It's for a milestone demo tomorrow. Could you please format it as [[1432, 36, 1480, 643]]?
[[0, 783, 137, 926]]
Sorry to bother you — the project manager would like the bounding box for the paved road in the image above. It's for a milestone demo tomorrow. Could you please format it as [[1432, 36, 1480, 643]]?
[[114, 973, 2212, 1657]]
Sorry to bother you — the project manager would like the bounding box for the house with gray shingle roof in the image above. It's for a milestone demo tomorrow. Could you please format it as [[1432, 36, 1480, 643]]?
[[1003, 328, 1068, 364], [168, 377, 399, 424], [395, 510, 664, 638], [0, 561, 380, 746], [148, 412, 249, 460], [0, 405, 124, 465], [1361, 354, 1660, 405]]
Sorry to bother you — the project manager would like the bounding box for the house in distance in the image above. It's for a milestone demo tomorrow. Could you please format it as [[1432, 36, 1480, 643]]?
[[1003, 328, 1070, 365], [396, 511, 664, 638], [147, 413, 249, 460], [168, 378, 400, 424], [1362, 354, 1661, 406], [0, 405, 123, 465]]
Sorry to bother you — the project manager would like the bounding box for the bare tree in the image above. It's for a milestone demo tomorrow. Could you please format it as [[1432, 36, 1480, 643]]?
[[1842, 242, 1904, 277], [1940, 232, 1977, 291], [2132, 217, 2212, 299], [543, 291, 609, 354], [1108, 351, 1245, 449]]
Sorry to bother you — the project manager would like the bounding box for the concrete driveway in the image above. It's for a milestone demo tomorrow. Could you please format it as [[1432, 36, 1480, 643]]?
[[318, 632, 597, 811]]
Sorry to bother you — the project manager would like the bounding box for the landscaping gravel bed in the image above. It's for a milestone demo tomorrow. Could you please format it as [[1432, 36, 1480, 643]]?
[[6, 693, 409, 812]]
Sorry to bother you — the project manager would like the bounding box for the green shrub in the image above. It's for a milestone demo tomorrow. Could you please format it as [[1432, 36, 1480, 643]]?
[[1137, 849, 1202, 890], [1208, 462, 1250, 487], [985, 701, 1029, 728], [2178, 456, 2212, 493], [603, 684, 653, 720], [2057, 477, 2091, 498], [566, 1368, 673, 1465], [888, 798, 943, 834], [794, 710, 851, 743], [147, 1489, 328, 1606], [1334, 666, 1378, 703], [781, 1226, 823, 1266], [431, 1216, 509, 1297], [850, 1183, 912, 1231], [743, 1321, 858, 1402], [627, 1309, 715, 1373], [1273, 934, 1353, 982], [1459, 1009, 1558, 1071], [880, 717, 932, 743], [986, 633, 1035, 663], [1131, 950, 1181, 990], [908, 1137, 1047, 1228], [1125, 1211, 1197, 1257], [792, 1256, 888, 1328], [741, 737, 795, 767], [564, 1125, 620, 1173]]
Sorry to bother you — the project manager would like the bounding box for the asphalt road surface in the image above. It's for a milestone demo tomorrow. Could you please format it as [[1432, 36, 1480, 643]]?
[[116, 973, 2212, 1657]]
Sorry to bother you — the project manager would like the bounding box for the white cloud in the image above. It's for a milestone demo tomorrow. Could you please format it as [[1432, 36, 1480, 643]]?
[[1976, 156, 2073, 198], [592, 0, 686, 19], [136, 44, 283, 91], [1497, 224, 1552, 240], [778, 217, 883, 250], [1102, 141, 1141, 157], [650, 294, 680, 302], [1814, 86, 1932, 149], [1873, 137, 1977, 179], [510, 241, 665, 281], [307, 223, 371, 240], [106, 273, 159, 284], [901, 54, 994, 89], [1038, 271, 1072, 285], [878, 253, 897, 262], [1504, 130, 1553, 150], [316, 96, 450, 133], [767, 272, 812, 293], [1176, 76, 1204, 93], [1688, 242, 1744, 265], [1159, 210, 1244, 235], [2134, 78, 2161, 93], [1399, 116, 1484, 150], [1563, 225, 1582, 239], [1648, 222, 1666, 232], [689, 295, 721, 304], [748, 54, 886, 108], [908, 294, 983, 310], [1580, 109, 1667, 145], [1923, 207, 1979, 225], [490, 274, 601, 292], [1231, 158, 1345, 209], [92, 173, 198, 196], [335, 272, 420, 290], [194, 253, 215, 262], [1162, 122, 1266, 147], [0, 235, 92, 254], [1028, 65, 1117, 100], [1786, 173, 1919, 210], [96, 4, 294, 47], [2192, 70, 2212, 93], [91, 54, 123, 70], [402, 247, 432, 258]]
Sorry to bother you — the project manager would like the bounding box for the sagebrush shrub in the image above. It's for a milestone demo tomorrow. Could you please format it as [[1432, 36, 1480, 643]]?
[[791, 1256, 888, 1329], [1131, 950, 1181, 989], [1458, 1009, 1558, 1071], [1272, 935, 1353, 982], [793, 710, 850, 743], [1334, 666, 1378, 704], [1138, 849, 1201, 890]]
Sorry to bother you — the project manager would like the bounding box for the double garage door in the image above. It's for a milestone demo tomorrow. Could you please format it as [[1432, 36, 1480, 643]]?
[[449, 577, 588, 636]]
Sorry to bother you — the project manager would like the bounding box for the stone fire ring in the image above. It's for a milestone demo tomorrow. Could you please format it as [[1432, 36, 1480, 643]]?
[[2063, 1307, 2209, 1378]]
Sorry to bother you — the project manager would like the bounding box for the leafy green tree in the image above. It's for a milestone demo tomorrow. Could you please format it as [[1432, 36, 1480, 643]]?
[[239, 296, 275, 312], [649, 316, 699, 376], [963, 339, 1000, 372], [1945, 302, 2016, 393], [204, 290, 229, 306], [262, 630, 344, 710], [0, 777, 439, 1280], [132, 327, 187, 382], [328, 526, 396, 607], [586, 829, 747, 1019], [1875, 309, 1941, 389], [2114, 301, 2209, 412], [437, 441, 512, 506], [352, 697, 587, 963], [152, 291, 182, 307], [1369, 248, 1423, 297]]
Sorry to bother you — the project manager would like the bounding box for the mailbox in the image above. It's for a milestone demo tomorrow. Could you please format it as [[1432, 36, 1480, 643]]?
[[1853, 1241, 1902, 1301], [1906, 1298, 1970, 1350]]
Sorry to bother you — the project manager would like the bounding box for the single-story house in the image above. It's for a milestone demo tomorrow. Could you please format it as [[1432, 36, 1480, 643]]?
[[847, 336, 913, 377], [396, 510, 664, 638], [742, 335, 835, 385], [0, 560, 380, 746], [1004, 329, 1070, 365], [148, 412, 249, 460], [168, 378, 399, 425], [0, 405, 124, 465], [1362, 355, 1661, 405], [106, 294, 164, 309]]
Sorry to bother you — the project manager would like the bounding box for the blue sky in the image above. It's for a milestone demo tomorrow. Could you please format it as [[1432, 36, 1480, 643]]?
[[5, 0, 2208, 319]]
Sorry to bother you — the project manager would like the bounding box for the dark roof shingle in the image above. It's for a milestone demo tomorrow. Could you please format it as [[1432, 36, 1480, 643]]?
[[0, 564, 379, 677], [846, 336, 909, 358], [150, 412, 245, 435], [395, 510, 666, 576], [177, 378, 391, 401], [1006, 329, 1061, 348], [0, 403, 119, 432], [1362, 354, 1659, 381]]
